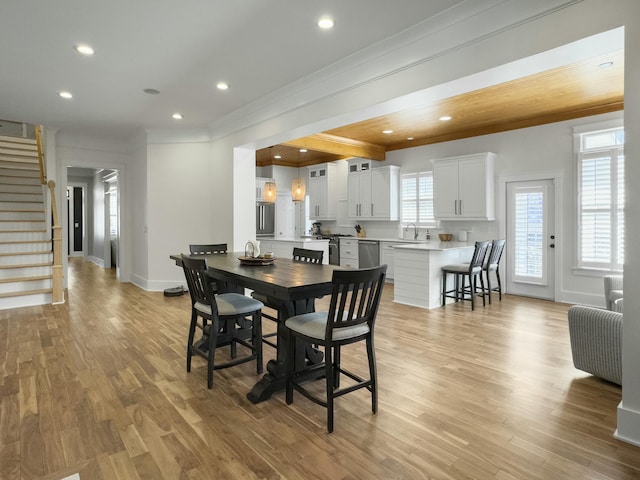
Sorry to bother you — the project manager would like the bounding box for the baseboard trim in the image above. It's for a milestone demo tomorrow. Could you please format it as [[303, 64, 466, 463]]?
[[614, 401, 640, 447], [88, 256, 105, 268]]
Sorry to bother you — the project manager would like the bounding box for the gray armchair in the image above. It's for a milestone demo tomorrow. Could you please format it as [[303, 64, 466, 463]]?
[[567, 305, 622, 385], [603, 274, 623, 310]]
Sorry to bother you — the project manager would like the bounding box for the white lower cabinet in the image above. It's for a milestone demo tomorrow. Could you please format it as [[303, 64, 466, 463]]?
[[339, 238, 359, 268], [258, 239, 329, 264]]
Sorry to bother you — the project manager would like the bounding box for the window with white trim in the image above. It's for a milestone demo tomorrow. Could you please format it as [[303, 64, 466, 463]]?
[[576, 127, 624, 271], [400, 171, 436, 227]]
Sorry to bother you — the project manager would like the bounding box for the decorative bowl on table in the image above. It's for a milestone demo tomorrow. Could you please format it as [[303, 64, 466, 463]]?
[[238, 255, 275, 266], [438, 233, 453, 241]]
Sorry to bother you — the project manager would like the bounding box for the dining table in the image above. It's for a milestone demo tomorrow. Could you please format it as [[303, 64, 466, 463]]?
[[170, 252, 341, 403]]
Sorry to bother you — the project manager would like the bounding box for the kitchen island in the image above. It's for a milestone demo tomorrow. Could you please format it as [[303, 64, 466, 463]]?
[[393, 241, 474, 309]]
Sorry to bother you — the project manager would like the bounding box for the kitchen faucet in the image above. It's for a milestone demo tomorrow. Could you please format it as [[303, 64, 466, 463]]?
[[405, 223, 418, 240]]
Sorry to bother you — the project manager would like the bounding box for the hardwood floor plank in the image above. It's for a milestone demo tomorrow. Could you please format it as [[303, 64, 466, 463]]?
[[1, 258, 639, 479]]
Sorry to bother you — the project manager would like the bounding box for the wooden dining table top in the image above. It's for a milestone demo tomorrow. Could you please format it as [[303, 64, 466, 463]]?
[[170, 252, 342, 302]]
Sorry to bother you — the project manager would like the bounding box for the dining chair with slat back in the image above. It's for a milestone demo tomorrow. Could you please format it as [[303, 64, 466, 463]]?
[[181, 255, 263, 388], [252, 247, 324, 349], [189, 243, 228, 255], [284, 264, 387, 433]]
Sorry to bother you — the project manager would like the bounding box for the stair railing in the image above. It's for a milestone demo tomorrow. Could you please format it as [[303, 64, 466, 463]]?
[[35, 126, 64, 304]]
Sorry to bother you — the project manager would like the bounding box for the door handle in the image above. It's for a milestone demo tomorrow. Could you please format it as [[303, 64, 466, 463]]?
[[549, 244, 555, 248]]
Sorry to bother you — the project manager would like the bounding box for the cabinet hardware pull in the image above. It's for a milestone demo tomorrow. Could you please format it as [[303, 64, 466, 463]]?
[[459, 200, 462, 215], [454, 200, 457, 215]]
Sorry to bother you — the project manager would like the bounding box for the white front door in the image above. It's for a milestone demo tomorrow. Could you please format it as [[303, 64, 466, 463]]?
[[506, 179, 555, 300]]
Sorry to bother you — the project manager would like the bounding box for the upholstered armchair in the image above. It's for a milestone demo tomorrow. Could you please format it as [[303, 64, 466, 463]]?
[[567, 305, 622, 385], [603, 275, 623, 311]]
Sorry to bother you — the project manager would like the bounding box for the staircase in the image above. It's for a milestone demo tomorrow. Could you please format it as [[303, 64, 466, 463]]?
[[0, 134, 54, 309]]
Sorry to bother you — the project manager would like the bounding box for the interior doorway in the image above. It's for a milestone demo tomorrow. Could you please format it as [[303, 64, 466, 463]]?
[[66, 184, 86, 258]]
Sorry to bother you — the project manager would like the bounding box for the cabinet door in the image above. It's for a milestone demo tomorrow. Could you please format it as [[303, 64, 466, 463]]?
[[458, 157, 486, 218], [315, 173, 328, 217], [359, 169, 373, 218], [433, 160, 459, 218], [371, 169, 389, 218], [347, 172, 360, 217]]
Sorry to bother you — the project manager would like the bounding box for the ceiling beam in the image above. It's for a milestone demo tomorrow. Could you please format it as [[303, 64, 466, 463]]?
[[283, 133, 386, 161]]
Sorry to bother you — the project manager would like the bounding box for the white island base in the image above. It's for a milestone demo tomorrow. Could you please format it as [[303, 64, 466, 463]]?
[[393, 242, 474, 309]]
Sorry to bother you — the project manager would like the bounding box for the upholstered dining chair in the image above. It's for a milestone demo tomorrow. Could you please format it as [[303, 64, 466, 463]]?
[[252, 247, 324, 349], [285, 265, 387, 433], [181, 255, 263, 389], [483, 239, 506, 304], [441, 240, 491, 311], [189, 243, 228, 255]]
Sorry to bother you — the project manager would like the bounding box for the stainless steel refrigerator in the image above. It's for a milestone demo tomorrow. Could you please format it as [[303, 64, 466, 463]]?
[[256, 203, 275, 237]]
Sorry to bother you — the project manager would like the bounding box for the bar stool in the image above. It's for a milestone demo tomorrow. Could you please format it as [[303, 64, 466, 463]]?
[[441, 241, 490, 311], [483, 239, 506, 303]]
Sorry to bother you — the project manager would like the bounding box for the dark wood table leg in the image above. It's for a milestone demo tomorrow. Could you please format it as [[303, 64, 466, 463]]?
[[247, 297, 324, 404]]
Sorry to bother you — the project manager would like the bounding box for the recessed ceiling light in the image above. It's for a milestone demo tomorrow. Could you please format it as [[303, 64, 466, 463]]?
[[299, 149, 308, 153], [73, 44, 95, 56], [172, 113, 183, 120], [58, 91, 73, 99], [382, 129, 394, 134], [439, 116, 452, 121], [318, 17, 334, 29], [407, 137, 414, 141], [274, 155, 282, 159], [216, 82, 229, 90], [144, 88, 160, 95], [599, 61, 614, 69]]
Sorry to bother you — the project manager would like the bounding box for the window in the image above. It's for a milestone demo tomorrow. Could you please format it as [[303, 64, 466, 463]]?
[[400, 171, 435, 226], [576, 127, 624, 271]]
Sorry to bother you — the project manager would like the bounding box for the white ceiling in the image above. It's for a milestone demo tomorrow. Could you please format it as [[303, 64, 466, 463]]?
[[1, 0, 467, 141]]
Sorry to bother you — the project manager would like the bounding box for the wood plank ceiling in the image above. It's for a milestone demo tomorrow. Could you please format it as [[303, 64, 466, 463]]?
[[256, 51, 624, 167]]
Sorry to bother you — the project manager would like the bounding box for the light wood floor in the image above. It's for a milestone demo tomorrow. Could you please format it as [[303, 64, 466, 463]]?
[[1, 258, 638, 479]]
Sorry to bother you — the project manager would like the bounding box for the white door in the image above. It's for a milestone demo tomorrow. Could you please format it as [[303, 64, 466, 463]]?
[[506, 179, 555, 300]]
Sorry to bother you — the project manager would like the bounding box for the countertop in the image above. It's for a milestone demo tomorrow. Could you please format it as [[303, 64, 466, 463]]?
[[393, 241, 475, 251]]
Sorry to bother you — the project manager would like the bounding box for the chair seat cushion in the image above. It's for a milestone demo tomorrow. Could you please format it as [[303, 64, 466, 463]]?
[[285, 311, 369, 341], [442, 263, 481, 274], [195, 293, 263, 317]]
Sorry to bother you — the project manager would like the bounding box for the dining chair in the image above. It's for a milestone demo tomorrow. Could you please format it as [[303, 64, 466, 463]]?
[[441, 240, 490, 311], [181, 255, 263, 389], [482, 239, 506, 303], [285, 265, 387, 433], [252, 247, 324, 349], [189, 243, 228, 255]]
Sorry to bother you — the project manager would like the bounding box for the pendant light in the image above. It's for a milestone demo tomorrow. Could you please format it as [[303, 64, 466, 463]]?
[[291, 148, 306, 202], [262, 146, 277, 203], [291, 177, 306, 202], [263, 180, 277, 203]]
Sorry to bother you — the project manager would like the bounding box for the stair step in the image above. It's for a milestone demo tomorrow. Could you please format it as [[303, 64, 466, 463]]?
[[0, 183, 42, 194], [0, 265, 53, 280], [0, 168, 40, 178], [0, 211, 45, 221], [0, 135, 36, 145], [0, 201, 44, 211], [0, 149, 38, 160], [0, 254, 52, 265], [0, 142, 38, 152], [0, 230, 48, 242], [0, 291, 53, 310], [0, 222, 46, 232], [0, 288, 52, 299], [0, 241, 50, 254], [0, 274, 52, 284], [0, 158, 39, 170], [0, 278, 52, 294], [0, 192, 43, 202], [0, 176, 42, 186]]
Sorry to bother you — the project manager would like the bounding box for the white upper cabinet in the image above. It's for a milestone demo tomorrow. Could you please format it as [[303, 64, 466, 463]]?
[[433, 152, 495, 220], [308, 162, 347, 220], [347, 159, 399, 221]]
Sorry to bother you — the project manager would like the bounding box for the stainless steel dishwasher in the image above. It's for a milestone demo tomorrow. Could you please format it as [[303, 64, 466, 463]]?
[[358, 240, 380, 268]]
